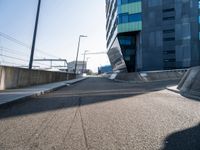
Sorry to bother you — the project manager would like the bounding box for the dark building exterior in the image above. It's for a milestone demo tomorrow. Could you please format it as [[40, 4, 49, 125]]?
[[106, 0, 200, 72]]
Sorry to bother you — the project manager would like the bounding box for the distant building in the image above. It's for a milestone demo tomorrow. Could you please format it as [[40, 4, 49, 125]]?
[[98, 65, 112, 74], [67, 61, 87, 74], [105, 0, 200, 72]]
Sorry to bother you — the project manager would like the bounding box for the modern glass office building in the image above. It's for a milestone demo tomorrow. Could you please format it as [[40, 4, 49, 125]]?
[[106, 0, 200, 72]]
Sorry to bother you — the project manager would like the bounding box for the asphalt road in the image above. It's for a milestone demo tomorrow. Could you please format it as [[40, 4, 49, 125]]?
[[0, 77, 200, 150]]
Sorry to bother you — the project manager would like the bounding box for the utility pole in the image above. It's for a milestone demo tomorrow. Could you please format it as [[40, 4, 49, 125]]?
[[82, 50, 89, 73], [29, 0, 41, 69], [74, 35, 87, 74]]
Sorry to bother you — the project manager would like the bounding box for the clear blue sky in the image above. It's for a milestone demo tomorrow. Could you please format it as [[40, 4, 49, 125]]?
[[0, 0, 110, 72]]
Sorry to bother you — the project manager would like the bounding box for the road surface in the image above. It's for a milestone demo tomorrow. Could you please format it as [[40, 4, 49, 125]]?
[[0, 77, 200, 150]]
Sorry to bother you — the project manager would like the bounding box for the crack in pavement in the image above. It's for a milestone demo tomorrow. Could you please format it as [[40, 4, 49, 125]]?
[[62, 97, 89, 150], [62, 98, 80, 143], [78, 97, 89, 150]]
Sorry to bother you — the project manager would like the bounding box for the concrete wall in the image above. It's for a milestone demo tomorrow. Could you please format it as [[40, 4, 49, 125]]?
[[178, 66, 200, 98], [140, 69, 186, 82], [115, 69, 186, 82], [0, 66, 75, 90], [115, 72, 143, 82]]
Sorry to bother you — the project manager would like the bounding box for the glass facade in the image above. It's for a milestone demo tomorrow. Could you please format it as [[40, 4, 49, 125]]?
[[106, 0, 142, 72], [118, 0, 141, 5], [106, 0, 200, 72], [118, 33, 137, 72], [199, 0, 200, 40], [118, 0, 142, 33], [107, 38, 127, 71]]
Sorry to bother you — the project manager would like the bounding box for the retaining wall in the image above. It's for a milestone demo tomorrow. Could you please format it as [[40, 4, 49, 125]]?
[[178, 66, 200, 98], [114, 69, 186, 82], [115, 72, 143, 82], [140, 69, 186, 82], [0, 66, 75, 90]]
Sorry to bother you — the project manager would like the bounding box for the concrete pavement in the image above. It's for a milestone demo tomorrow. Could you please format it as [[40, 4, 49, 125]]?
[[0, 77, 87, 107], [0, 77, 200, 150]]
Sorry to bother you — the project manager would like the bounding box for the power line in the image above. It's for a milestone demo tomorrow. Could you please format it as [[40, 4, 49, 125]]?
[[0, 32, 63, 68], [35, 49, 60, 59], [0, 31, 60, 59], [0, 32, 30, 48], [1, 46, 28, 53], [34, 58, 67, 67], [1, 50, 28, 61], [0, 48, 50, 68], [0, 54, 29, 62], [33, 61, 50, 67], [34, 58, 67, 62], [0, 46, 30, 56], [1, 60, 24, 66]]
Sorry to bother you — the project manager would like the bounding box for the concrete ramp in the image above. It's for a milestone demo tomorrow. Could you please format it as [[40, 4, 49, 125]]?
[[115, 72, 143, 82], [142, 70, 185, 82], [113, 69, 186, 82], [178, 66, 200, 99]]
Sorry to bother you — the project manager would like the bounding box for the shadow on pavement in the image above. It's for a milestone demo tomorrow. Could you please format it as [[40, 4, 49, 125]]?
[[163, 123, 200, 150], [0, 92, 147, 119], [0, 78, 179, 119]]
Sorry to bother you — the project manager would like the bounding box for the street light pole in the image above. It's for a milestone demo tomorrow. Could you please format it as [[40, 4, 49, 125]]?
[[29, 0, 41, 69], [74, 35, 87, 74], [82, 50, 89, 73]]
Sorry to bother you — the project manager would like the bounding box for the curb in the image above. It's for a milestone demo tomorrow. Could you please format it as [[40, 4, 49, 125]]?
[[181, 92, 200, 101], [166, 87, 180, 94], [166, 86, 200, 101], [113, 78, 180, 84], [0, 77, 87, 109], [65, 77, 88, 85], [114, 79, 143, 84]]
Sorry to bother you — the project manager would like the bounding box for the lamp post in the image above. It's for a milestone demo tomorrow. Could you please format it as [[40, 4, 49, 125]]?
[[29, 0, 41, 69], [74, 35, 87, 74], [82, 50, 89, 73]]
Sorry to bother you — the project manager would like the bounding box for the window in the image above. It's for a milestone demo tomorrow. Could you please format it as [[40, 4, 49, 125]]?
[[121, 0, 128, 4], [163, 37, 175, 41], [164, 59, 176, 62], [120, 0, 140, 5], [162, 7, 175, 21], [124, 56, 130, 61], [163, 50, 175, 54], [128, 0, 140, 3], [124, 49, 135, 55], [118, 13, 141, 24], [163, 16, 175, 20], [199, 1, 200, 8], [119, 39, 132, 45], [163, 8, 175, 13], [163, 29, 175, 34], [129, 13, 141, 22], [119, 13, 129, 23]]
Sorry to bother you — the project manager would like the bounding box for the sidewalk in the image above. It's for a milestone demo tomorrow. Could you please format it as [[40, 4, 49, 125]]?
[[0, 77, 87, 107], [166, 85, 180, 94]]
